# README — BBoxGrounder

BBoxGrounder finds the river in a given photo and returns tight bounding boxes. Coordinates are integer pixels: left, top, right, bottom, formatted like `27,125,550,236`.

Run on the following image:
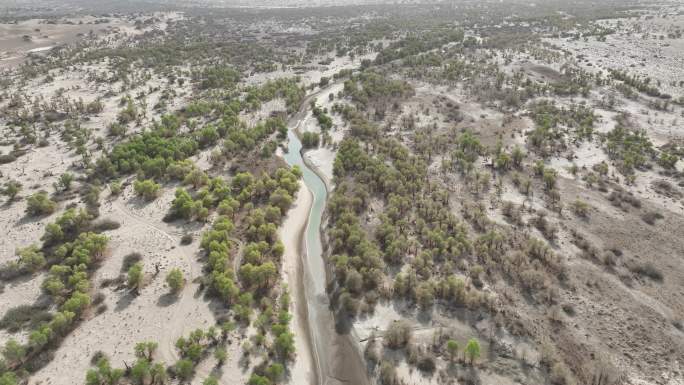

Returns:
283,91,370,385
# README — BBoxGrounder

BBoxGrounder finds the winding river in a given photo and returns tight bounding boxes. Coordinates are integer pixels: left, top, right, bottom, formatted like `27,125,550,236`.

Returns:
283,91,370,385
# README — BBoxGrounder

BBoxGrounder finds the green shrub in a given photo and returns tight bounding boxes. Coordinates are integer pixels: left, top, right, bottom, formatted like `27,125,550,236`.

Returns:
301,132,320,148
26,192,57,216
133,179,160,201
166,268,185,293
127,262,144,291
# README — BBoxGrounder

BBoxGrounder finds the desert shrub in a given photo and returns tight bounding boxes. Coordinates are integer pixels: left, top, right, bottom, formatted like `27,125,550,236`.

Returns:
641,211,663,225
550,362,574,385
56,173,75,191
133,179,160,201
26,192,57,216
501,201,523,225
0,304,51,332
570,199,590,218
166,268,185,293
532,212,558,241
1,180,21,201
107,122,127,137
180,234,193,245
0,153,17,164
90,219,121,232
127,262,144,291
384,320,412,349
17,245,46,272
109,181,122,196
464,338,481,364
609,189,641,209
379,360,398,385
629,261,663,281
521,268,547,291
301,132,320,148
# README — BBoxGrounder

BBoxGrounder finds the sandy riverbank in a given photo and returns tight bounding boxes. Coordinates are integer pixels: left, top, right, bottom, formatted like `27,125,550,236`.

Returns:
278,181,317,384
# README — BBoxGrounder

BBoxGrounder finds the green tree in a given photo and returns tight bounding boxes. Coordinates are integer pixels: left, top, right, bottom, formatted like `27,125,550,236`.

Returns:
133,179,160,201
109,180,122,196
247,375,271,385
2,339,26,365
26,191,57,216
446,340,459,362
301,132,320,148
274,331,295,358
57,172,75,191
175,358,194,381
543,168,558,190
266,363,285,382
134,341,158,360
214,346,227,363
465,338,481,364
130,358,151,384
203,375,219,385
511,146,525,168
17,244,46,272
0,372,18,385
166,268,185,294
150,362,167,384
85,357,124,385
127,262,144,292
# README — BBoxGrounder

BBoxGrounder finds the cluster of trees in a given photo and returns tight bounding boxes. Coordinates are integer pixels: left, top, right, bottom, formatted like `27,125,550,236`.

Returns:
199,167,300,305
195,65,240,90
300,132,320,148
84,325,234,385
609,69,668,99
94,128,198,181
222,117,287,160
2,208,108,379
168,174,239,222
311,101,332,130
342,71,414,113
243,77,305,113
328,134,485,315
527,100,596,156
373,29,464,65
602,120,655,175
196,167,300,383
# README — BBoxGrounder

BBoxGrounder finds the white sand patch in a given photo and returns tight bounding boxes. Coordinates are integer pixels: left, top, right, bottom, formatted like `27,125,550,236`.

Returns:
304,149,334,188
278,180,316,385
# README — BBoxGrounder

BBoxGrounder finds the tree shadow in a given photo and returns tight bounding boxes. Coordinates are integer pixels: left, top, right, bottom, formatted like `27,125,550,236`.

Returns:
459,366,482,385
114,291,136,312
166,218,205,234
156,292,180,307
16,212,48,226
334,308,354,335
128,196,154,209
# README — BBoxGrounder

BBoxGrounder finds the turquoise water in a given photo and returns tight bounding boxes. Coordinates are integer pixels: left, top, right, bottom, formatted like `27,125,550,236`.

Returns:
283,128,329,383
283,129,328,296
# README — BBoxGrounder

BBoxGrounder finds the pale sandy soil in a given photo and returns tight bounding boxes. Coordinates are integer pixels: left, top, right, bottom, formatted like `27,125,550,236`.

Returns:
277,180,316,384
0,140,79,264
245,52,376,87
544,15,684,98
29,184,217,385
240,98,286,127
